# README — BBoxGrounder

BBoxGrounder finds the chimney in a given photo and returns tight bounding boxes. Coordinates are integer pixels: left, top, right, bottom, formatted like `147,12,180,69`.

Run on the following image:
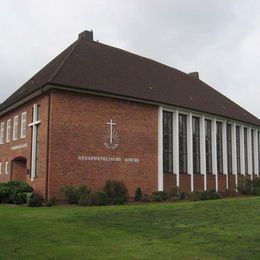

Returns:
78,30,93,41
189,72,199,79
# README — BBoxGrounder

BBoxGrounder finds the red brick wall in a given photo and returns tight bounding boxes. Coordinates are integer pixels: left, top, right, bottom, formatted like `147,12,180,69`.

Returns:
0,94,49,198
207,174,216,191
163,173,176,192
179,173,191,193
194,174,204,191
47,91,158,199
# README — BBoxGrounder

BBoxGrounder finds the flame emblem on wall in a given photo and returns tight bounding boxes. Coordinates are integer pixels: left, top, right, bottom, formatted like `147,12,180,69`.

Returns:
103,119,120,149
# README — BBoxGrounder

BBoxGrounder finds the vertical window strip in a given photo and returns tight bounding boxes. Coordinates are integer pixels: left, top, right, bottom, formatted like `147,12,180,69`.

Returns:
216,122,223,174
0,122,4,144
163,111,173,173
179,114,187,173
5,162,8,175
226,124,232,174
13,115,19,141
192,117,200,174
0,162,2,174
251,129,255,174
236,126,241,174
205,119,212,174
244,128,248,174
6,119,11,143
21,112,27,138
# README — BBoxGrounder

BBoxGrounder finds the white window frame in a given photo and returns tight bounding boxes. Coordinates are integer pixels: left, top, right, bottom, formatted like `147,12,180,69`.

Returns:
13,115,19,141
0,122,4,144
0,162,2,175
6,119,11,143
5,162,8,175
21,111,27,139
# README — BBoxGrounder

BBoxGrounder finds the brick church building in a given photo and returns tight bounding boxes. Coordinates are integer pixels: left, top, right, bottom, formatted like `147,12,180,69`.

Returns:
0,30,260,200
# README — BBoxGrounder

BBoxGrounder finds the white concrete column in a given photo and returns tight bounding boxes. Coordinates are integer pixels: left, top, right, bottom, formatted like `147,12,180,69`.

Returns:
254,129,259,177
212,119,218,191
247,127,253,179
222,121,228,189
231,123,238,189
173,110,179,187
240,126,245,175
158,106,163,191
187,113,194,192
200,116,206,190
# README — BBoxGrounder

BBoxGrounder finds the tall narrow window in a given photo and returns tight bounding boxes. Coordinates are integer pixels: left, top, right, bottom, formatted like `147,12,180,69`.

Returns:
192,117,200,174
0,162,2,175
226,124,232,174
179,114,187,173
244,128,248,174
0,122,4,144
205,119,212,173
5,162,8,175
13,115,19,141
21,112,27,138
251,129,254,174
163,111,173,173
216,122,223,174
6,119,11,143
236,126,241,174
29,104,41,179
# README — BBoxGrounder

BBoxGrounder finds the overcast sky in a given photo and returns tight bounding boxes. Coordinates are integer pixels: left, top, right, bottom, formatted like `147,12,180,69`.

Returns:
0,0,259,117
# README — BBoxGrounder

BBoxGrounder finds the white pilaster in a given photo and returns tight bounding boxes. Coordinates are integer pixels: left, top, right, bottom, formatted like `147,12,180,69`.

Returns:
158,107,163,191
254,129,259,177
240,126,245,175
231,123,238,189
222,121,228,190
212,119,218,191
187,113,193,192
173,110,179,187
248,127,253,179
200,116,206,190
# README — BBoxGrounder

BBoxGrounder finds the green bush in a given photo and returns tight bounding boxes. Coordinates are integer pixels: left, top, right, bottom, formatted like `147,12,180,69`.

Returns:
0,180,33,204
103,180,128,204
61,185,90,204
78,193,91,206
152,191,168,201
46,197,56,207
91,192,108,206
134,187,143,202
27,195,42,207
237,176,253,195
188,190,221,201
140,194,152,202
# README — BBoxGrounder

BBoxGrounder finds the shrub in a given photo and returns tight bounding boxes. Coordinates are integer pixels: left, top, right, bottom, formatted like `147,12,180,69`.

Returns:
188,190,221,201
27,195,42,207
78,193,91,206
91,192,108,206
61,185,90,204
188,191,202,201
46,196,56,207
0,180,33,204
140,194,152,202
103,180,128,204
237,176,253,195
152,191,168,201
134,187,143,202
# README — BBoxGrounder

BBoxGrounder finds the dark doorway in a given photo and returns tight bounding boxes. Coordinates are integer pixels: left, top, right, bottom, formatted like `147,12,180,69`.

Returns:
11,157,27,182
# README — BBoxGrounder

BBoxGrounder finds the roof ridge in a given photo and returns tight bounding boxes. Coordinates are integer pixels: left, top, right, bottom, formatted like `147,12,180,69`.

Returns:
48,39,80,82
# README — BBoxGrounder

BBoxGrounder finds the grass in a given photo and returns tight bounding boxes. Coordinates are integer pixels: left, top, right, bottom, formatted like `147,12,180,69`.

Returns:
0,198,260,259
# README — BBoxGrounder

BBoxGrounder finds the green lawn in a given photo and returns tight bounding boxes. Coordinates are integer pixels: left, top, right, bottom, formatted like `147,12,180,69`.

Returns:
0,198,260,259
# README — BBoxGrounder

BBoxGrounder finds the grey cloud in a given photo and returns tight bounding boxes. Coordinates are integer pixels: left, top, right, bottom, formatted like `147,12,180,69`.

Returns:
0,0,259,117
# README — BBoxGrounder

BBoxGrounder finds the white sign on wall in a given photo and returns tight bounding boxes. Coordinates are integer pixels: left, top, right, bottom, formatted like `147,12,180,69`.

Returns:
103,119,120,149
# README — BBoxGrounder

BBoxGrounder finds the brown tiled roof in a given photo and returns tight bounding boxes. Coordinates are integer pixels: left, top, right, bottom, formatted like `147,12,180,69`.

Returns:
1,33,259,126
